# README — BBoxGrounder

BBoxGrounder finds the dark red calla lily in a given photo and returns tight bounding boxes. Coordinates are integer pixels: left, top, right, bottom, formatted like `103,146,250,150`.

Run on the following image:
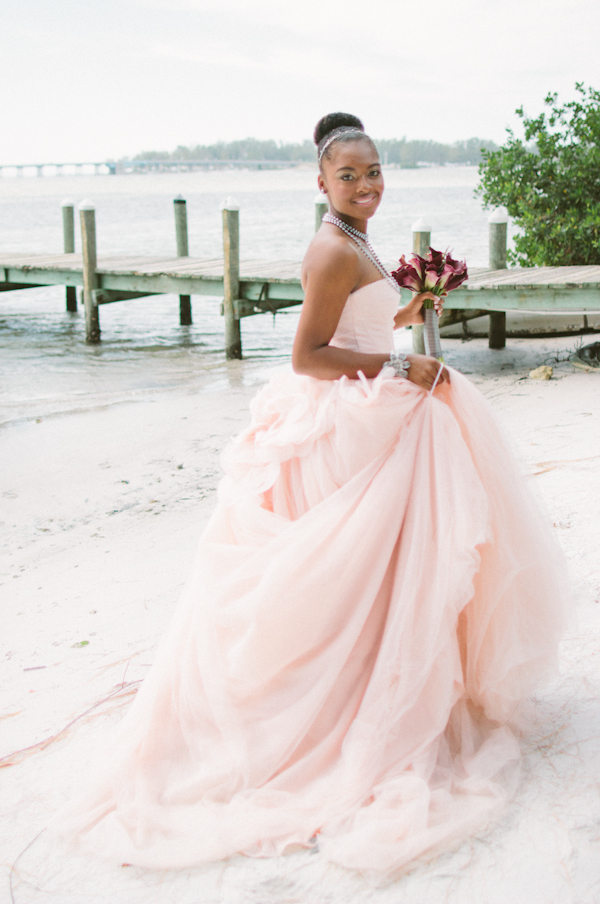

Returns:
392,247,468,299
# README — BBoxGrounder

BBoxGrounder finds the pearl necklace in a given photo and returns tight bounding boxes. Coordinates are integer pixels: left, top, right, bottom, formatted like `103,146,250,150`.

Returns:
322,213,399,293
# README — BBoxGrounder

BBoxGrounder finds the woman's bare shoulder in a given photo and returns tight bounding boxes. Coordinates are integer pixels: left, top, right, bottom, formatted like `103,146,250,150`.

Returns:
301,229,360,291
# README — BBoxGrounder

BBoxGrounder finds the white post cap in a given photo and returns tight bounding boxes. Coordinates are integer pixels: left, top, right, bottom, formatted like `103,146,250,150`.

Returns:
61,198,75,207
314,192,326,204
488,206,509,224
79,199,95,211
412,216,431,232
220,196,239,211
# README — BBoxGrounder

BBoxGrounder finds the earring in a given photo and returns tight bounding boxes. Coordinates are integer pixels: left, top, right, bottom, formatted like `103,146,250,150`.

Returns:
320,188,326,194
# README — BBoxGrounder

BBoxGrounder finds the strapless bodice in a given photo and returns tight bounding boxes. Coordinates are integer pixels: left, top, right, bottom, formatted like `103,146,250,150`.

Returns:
329,279,398,355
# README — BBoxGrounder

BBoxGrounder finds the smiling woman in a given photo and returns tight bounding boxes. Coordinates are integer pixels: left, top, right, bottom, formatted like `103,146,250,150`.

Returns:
50,113,568,879
293,112,445,385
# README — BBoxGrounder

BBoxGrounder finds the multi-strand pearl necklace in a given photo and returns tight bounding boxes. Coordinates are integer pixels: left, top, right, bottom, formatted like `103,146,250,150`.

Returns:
322,213,399,293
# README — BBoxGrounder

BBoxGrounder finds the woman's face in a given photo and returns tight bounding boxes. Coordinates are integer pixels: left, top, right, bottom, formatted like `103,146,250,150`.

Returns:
318,139,384,223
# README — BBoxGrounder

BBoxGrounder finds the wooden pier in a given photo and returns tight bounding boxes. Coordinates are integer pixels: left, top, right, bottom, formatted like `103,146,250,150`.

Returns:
1,201,599,357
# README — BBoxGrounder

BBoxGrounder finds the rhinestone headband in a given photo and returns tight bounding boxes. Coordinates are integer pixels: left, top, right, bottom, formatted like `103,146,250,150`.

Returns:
318,127,365,162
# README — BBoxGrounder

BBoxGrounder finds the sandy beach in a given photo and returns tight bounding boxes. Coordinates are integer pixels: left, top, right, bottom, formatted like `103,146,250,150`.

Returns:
2,333,600,904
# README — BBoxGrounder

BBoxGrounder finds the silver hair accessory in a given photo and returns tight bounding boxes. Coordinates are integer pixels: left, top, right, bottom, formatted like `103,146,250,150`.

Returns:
318,127,364,162
382,351,410,379
322,213,399,293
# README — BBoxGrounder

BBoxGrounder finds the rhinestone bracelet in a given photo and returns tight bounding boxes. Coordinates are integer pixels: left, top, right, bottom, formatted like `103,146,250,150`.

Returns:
382,351,410,379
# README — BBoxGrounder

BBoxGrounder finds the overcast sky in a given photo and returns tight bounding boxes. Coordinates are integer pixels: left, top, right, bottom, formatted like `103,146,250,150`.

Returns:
2,0,599,164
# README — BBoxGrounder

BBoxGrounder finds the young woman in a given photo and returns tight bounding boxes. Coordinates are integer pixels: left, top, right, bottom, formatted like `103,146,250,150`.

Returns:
52,113,567,877
295,113,446,389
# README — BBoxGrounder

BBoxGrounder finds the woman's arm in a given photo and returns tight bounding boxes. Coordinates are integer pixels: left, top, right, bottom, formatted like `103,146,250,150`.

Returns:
292,241,448,388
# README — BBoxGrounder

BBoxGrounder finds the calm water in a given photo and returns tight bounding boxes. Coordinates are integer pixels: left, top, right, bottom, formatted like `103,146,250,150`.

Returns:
0,166,499,425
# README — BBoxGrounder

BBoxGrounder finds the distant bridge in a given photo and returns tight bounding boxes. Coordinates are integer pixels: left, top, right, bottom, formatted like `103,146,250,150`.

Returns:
0,159,301,178
0,162,115,177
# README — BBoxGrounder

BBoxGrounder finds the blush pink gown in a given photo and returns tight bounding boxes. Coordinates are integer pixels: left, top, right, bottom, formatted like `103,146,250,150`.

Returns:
52,280,568,876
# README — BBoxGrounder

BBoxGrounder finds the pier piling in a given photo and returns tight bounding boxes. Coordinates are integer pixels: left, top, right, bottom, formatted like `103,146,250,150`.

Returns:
411,218,430,355
62,200,77,312
314,195,328,233
488,208,508,349
174,196,192,326
221,198,242,359
79,201,100,344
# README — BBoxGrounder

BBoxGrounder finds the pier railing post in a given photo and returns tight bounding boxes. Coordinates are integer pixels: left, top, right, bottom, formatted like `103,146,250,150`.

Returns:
174,196,192,326
62,199,77,312
315,193,328,233
221,198,242,359
411,217,430,355
488,207,508,349
79,201,100,344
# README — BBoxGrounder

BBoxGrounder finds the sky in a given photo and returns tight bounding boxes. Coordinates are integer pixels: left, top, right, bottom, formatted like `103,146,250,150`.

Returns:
1,0,599,165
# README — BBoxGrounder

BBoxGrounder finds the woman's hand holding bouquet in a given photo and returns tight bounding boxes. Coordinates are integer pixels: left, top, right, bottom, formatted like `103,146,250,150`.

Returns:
392,248,468,360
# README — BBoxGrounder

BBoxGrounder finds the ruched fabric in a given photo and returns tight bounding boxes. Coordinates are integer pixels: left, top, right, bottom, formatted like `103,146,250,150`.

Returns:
51,280,567,876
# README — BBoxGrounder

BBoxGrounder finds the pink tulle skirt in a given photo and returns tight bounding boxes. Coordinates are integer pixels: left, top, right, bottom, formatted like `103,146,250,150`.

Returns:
51,368,568,876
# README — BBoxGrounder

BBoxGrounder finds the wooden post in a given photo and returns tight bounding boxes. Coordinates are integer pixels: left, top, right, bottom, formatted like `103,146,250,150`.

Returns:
488,207,508,349
411,217,430,355
315,193,328,233
79,201,100,344
221,197,242,359
174,196,192,325
62,199,77,312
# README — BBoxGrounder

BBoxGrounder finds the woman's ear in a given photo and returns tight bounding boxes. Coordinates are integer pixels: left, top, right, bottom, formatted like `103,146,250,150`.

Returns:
317,174,327,194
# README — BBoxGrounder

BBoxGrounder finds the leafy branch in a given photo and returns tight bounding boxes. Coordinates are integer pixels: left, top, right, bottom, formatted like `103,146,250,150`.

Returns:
477,83,600,266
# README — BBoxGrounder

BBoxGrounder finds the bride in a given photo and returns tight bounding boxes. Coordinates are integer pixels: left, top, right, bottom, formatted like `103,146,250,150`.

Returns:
51,113,567,877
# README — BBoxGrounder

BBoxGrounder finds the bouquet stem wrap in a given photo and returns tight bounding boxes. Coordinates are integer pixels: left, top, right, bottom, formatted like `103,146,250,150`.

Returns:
423,308,443,360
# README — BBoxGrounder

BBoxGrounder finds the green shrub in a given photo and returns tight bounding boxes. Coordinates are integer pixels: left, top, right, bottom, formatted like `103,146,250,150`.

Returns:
477,84,600,266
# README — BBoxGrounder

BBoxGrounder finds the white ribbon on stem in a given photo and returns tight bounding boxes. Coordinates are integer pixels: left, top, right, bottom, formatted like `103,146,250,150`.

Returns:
429,361,445,396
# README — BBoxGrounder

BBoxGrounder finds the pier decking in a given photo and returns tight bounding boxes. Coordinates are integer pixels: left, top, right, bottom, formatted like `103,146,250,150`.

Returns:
2,253,599,311
0,253,305,316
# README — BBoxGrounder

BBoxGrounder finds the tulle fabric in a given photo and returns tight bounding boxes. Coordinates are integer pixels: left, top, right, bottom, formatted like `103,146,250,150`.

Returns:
51,281,568,876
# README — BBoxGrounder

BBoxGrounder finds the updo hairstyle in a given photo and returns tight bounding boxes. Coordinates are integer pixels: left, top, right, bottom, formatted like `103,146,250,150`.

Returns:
314,113,374,167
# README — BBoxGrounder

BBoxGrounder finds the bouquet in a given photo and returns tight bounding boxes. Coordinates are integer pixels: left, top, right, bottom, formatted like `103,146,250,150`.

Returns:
391,248,468,360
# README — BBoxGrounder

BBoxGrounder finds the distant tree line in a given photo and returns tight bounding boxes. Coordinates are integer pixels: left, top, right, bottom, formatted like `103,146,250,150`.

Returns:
132,139,315,163
131,136,498,167
374,137,499,167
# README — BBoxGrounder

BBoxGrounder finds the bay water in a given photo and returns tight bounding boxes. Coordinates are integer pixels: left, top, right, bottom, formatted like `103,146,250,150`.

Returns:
0,165,494,425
